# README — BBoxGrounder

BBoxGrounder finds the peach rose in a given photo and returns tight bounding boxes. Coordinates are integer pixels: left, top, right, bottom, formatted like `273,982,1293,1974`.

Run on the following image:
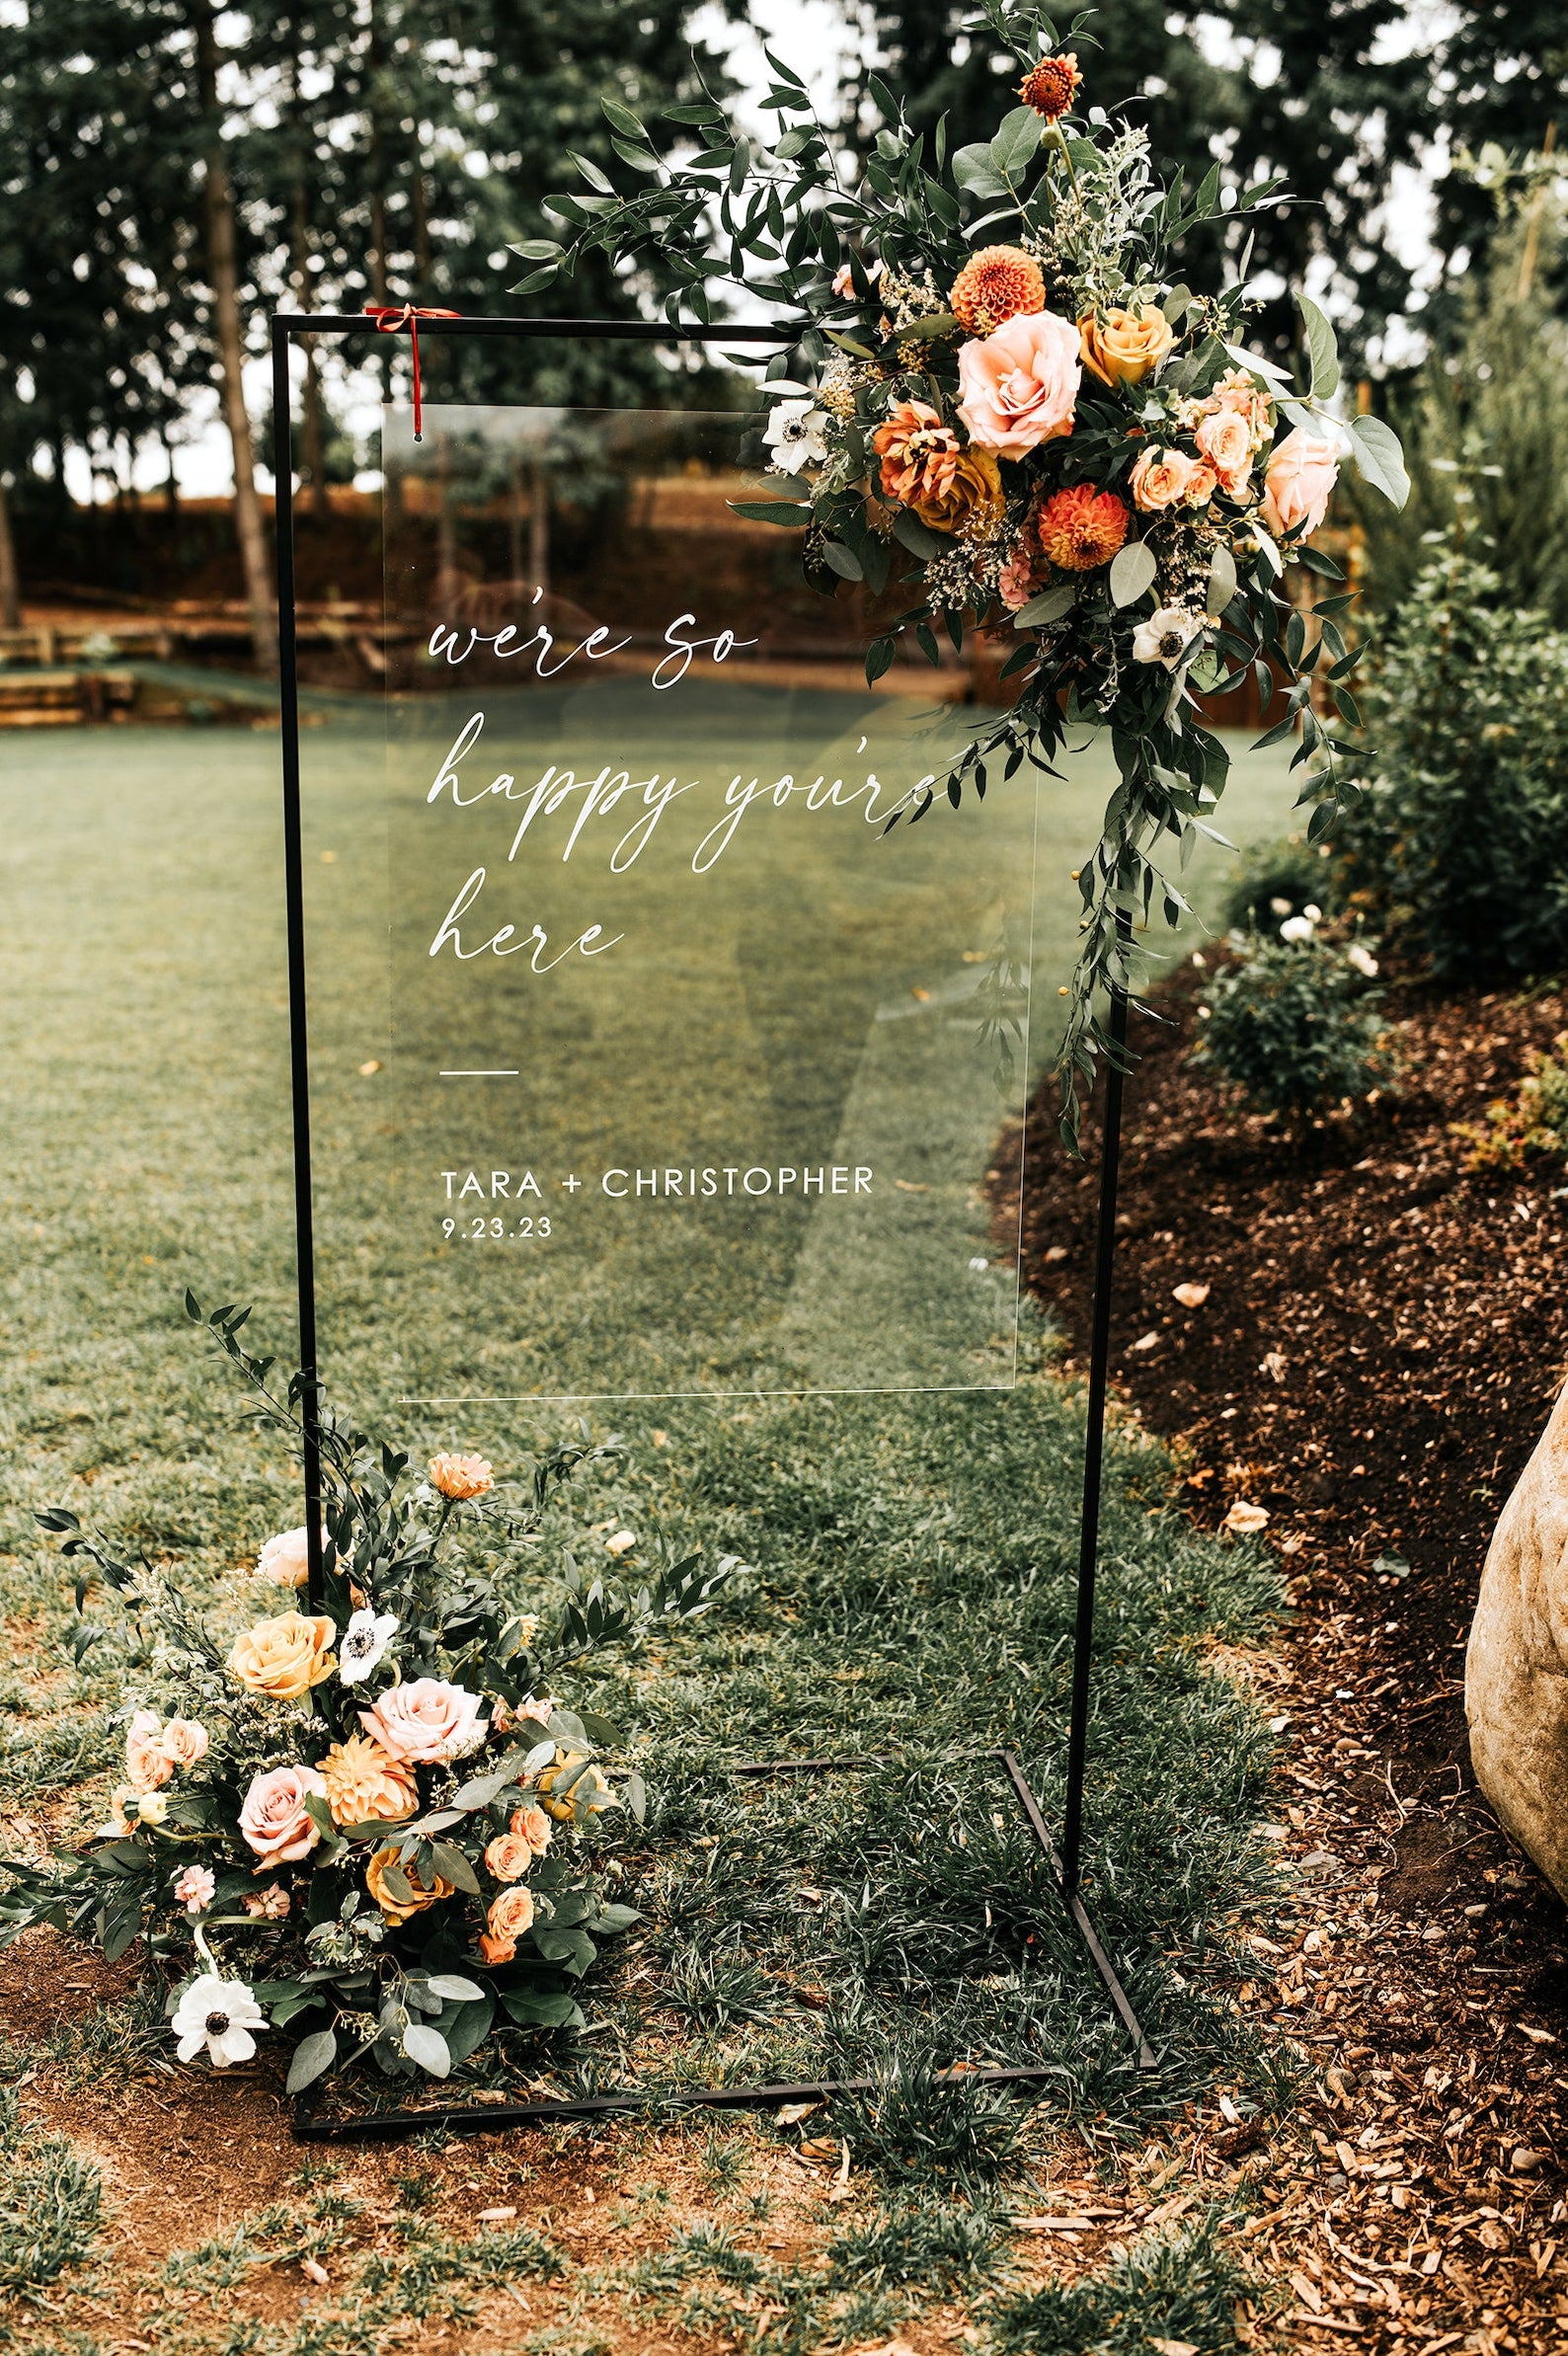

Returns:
1194,406,1254,497
125,1710,175,1795
484,1833,533,1883
1078,304,1175,388
510,1802,553,1858
1129,446,1214,511
1208,366,1274,447
365,1843,454,1925
428,1452,493,1500
1261,426,1341,538
160,1717,209,1770
227,1610,336,1700
956,309,1081,459
238,1763,328,1865
358,1677,488,1765
255,1527,322,1589
479,1885,536,1963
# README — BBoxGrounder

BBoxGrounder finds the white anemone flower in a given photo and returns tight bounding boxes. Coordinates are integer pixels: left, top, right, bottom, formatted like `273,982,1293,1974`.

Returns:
1132,605,1203,668
338,1607,399,1687
764,398,830,475
171,1973,267,2068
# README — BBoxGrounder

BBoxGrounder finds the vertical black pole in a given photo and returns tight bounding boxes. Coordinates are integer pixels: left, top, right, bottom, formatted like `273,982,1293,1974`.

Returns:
1060,908,1134,1897
272,320,325,1609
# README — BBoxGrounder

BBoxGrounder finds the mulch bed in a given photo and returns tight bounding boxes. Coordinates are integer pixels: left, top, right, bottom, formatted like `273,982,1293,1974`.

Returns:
1004,966,1568,2350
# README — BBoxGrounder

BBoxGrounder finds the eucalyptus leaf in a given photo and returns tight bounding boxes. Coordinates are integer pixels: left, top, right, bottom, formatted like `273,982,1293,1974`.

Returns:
1109,541,1158,608
951,143,1009,201
1012,581,1078,628
285,2027,338,2094
892,510,944,559
1206,544,1238,616
1296,293,1341,402
402,2022,451,2077
1349,415,1410,510
989,105,1043,182
426,1973,485,2003
822,540,864,583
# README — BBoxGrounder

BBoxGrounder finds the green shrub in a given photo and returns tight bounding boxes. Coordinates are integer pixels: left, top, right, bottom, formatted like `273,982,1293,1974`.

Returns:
1221,835,1336,935
1339,553,1568,979
1193,932,1392,1118
0,2087,104,2294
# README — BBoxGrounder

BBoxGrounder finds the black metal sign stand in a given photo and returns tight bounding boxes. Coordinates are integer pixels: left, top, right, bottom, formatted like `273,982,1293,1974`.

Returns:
270,309,1153,2138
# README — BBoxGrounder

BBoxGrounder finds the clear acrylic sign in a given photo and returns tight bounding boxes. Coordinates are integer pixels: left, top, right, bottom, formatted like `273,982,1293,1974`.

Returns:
345,403,1043,1401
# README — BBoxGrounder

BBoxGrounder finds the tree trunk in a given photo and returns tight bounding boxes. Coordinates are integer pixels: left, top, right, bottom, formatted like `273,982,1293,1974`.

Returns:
195,2,277,673
0,476,21,631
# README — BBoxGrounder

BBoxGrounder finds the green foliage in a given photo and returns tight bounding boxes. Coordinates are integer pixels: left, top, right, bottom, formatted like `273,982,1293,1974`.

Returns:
1193,933,1392,1118
827,2189,1008,2291
1453,1032,1568,1169
988,2210,1253,2353
1340,552,1568,980
0,2087,103,2295
1352,187,1568,626
825,2044,1024,2189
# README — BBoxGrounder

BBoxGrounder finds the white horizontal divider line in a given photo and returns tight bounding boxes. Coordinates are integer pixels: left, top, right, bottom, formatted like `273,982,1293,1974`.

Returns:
439,1068,519,1077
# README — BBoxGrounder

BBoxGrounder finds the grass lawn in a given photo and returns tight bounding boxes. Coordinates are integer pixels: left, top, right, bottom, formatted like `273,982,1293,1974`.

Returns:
0,708,1302,2352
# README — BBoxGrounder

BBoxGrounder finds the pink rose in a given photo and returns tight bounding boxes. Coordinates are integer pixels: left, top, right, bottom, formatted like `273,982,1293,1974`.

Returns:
956,309,1081,460
1194,408,1254,498
359,1677,488,1765
256,1527,321,1589
160,1718,209,1769
1261,426,1341,538
126,1710,175,1795
238,1764,328,1865
1130,447,1214,511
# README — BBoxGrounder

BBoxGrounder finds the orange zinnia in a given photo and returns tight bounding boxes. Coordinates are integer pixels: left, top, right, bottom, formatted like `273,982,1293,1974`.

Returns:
1035,484,1130,572
949,245,1046,338
1018,53,1081,120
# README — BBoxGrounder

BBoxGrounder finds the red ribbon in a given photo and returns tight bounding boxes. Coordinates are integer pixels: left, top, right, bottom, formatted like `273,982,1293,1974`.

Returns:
363,304,461,440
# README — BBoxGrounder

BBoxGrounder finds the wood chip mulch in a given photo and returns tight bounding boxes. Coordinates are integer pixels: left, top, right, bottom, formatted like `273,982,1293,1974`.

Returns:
1002,966,1568,2352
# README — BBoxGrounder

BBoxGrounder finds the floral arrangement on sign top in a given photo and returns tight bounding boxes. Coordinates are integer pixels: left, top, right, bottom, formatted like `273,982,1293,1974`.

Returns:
510,0,1410,1137
0,1297,735,2098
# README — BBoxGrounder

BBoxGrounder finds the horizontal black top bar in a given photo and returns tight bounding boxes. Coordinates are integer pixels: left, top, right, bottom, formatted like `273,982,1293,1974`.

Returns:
271,312,793,343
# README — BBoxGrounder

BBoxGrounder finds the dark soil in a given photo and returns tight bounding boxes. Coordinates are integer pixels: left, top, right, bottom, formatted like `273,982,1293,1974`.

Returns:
1006,967,1568,2348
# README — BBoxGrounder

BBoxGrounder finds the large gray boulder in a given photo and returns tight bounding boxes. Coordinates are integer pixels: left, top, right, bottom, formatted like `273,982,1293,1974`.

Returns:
1467,1380,1568,1899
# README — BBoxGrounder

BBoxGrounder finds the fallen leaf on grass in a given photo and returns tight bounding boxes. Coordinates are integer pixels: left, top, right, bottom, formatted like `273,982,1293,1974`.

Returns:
1149,2340,1199,2356
1223,1499,1270,1534
1130,1330,1160,1352
1172,1281,1210,1308
799,2135,840,2164
300,2257,329,2285
476,2206,516,2222
776,2101,820,2125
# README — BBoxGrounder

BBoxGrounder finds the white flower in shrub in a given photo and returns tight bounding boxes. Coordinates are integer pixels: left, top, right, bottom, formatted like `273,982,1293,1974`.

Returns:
338,1608,399,1686
764,399,830,474
256,1527,324,1589
172,1973,267,2068
1279,913,1317,944
1346,942,1379,977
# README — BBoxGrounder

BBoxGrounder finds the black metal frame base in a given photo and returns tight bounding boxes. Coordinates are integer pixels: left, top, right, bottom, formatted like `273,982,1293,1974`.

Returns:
291,1749,1154,2144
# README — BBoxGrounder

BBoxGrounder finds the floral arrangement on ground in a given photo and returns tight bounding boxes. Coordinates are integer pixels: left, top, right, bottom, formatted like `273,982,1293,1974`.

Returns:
514,0,1410,1134
0,1296,735,2097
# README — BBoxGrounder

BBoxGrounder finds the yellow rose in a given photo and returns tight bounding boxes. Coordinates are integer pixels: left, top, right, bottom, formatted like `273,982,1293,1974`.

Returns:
364,1843,455,1925
1078,304,1175,388
227,1610,336,1700
908,447,1005,537
536,1750,614,1823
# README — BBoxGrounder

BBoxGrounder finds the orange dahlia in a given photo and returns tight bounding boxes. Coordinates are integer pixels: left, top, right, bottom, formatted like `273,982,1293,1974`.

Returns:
949,245,1046,338
1036,484,1130,572
1018,53,1081,119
